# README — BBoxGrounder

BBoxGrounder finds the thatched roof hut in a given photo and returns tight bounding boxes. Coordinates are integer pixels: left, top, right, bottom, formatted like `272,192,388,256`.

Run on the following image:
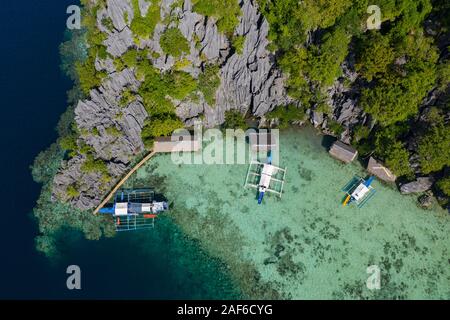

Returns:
329,140,358,163
367,157,397,182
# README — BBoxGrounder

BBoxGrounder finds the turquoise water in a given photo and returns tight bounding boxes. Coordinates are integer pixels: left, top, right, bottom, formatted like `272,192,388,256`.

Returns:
130,126,450,299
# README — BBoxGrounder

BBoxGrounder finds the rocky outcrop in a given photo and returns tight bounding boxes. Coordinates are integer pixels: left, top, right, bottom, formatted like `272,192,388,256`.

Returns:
145,0,288,126
104,27,134,57
52,68,147,209
98,0,134,57
418,194,433,209
207,0,288,126
52,0,288,210
400,177,435,194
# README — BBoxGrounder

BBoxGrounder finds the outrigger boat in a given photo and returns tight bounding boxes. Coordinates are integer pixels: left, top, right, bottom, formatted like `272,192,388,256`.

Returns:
99,188,168,231
244,151,287,204
342,176,376,208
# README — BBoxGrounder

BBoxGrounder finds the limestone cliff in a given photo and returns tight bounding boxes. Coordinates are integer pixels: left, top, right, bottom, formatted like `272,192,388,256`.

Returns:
52,0,289,210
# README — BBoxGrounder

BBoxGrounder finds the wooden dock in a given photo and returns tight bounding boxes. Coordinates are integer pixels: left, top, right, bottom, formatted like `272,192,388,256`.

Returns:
93,151,156,215
93,134,201,215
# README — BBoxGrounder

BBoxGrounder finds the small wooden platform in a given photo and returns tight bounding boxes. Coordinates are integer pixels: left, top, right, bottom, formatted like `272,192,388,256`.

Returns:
153,135,201,153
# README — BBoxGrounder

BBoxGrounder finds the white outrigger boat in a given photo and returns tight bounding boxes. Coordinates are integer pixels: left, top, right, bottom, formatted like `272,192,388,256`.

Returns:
244,151,287,204
342,176,376,208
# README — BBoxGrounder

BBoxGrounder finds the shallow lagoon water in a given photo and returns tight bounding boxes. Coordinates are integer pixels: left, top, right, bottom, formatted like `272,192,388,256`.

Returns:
131,126,450,299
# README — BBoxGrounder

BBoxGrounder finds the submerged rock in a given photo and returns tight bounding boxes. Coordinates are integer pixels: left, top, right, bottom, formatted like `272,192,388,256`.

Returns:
418,194,433,209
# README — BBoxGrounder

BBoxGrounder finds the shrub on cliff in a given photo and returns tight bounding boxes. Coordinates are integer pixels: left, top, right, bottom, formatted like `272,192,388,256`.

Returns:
223,110,247,130
141,116,184,149
76,56,106,95
130,0,160,39
159,28,190,58
198,65,221,106
436,177,450,200
418,124,450,174
192,0,241,35
266,105,306,128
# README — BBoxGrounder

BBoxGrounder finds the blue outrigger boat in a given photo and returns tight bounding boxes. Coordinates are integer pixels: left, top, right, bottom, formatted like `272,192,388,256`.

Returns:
99,189,168,231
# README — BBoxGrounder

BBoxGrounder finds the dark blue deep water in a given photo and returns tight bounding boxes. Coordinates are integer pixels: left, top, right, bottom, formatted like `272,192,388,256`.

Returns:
0,1,238,299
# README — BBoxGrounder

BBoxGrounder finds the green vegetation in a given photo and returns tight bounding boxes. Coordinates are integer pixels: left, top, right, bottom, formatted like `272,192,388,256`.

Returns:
373,125,414,178
81,153,109,175
59,29,88,83
134,56,197,146
355,32,395,81
192,0,241,35
383,141,414,178
307,28,351,87
232,35,245,54
59,133,78,157
266,105,306,128
418,122,450,174
258,0,449,206
174,58,191,70
223,110,247,130
352,124,371,143
198,65,221,106
120,88,136,106
327,120,345,136
106,126,122,137
130,0,161,39
142,116,184,139
160,28,190,58
101,16,114,32
66,185,80,198
137,60,197,112
76,56,106,95
68,2,112,96
436,177,450,199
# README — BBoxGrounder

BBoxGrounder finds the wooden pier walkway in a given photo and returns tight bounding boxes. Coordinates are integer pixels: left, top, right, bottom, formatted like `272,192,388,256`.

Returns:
93,150,156,214
93,134,201,215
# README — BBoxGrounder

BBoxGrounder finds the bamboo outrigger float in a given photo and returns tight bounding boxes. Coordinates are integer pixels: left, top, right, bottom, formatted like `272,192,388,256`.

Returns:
244,151,287,204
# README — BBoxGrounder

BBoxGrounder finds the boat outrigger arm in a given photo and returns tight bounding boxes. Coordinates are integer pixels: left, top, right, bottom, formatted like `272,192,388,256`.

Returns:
245,152,287,204
342,176,376,208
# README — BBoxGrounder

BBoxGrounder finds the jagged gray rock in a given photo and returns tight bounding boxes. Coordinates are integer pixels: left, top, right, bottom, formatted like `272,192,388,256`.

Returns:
52,68,147,209
311,111,324,127
144,0,287,126
97,0,134,57
95,56,116,73
138,0,151,16
206,0,288,126
53,155,109,211
52,0,288,210
104,27,134,57
400,177,435,194
418,194,433,209
106,0,133,31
